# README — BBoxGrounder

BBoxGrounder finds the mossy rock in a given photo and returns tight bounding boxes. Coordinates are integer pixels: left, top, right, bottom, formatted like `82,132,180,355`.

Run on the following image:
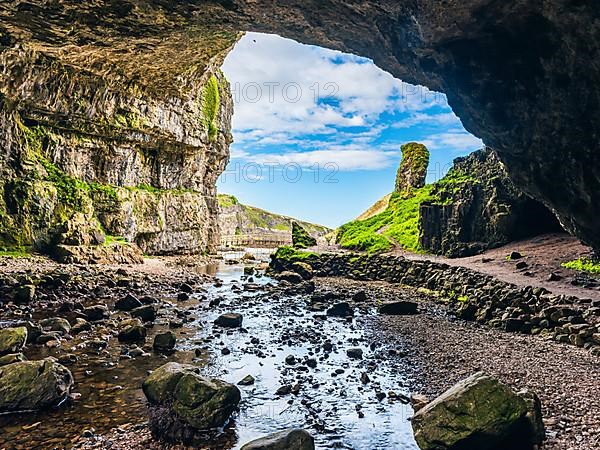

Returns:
143,362,241,431
395,142,430,192
292,221,317,249
0,327,28,356
0,353,26,367
241,428,315,450
412,372,540,450
0,358,74,412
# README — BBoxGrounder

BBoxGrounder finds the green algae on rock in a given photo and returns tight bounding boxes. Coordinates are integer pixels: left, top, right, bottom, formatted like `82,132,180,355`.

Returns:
0,327,27,356
292,221,317,249
0,358,74,412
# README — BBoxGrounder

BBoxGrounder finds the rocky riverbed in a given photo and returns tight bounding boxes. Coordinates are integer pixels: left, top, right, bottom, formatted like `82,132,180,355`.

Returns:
0,253,598,449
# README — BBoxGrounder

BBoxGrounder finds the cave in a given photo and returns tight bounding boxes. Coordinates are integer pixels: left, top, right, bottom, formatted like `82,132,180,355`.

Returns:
1,0,598,254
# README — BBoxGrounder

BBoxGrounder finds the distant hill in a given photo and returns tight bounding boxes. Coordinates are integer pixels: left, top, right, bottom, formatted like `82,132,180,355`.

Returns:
217,194,330,248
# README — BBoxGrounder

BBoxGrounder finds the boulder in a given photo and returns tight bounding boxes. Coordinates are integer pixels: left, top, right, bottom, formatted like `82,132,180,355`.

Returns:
132,305,157,322
115,294,143,312
378,301,418,315
14,284,36,303
214,313,243,328
241,428,315,450
40,317,71,335
143,362,241,436
0,327,27,356
0,353,26,366
0,358,74,412
326,302,354,317
153,331,176,352
83,304,110,322
275,271,304,284
412,372,544,450
117,319,147,342
291,262,314,280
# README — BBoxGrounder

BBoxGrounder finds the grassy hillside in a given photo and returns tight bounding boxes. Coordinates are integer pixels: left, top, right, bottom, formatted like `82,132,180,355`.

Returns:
337,170,476,254
218,194,330,236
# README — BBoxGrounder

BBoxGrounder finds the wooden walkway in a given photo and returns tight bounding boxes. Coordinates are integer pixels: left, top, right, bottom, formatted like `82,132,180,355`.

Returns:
220,233,292,249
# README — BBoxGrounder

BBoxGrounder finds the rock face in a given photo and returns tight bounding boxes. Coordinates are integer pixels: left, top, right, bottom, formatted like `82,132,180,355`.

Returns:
0,1,598,251
143,362,241,443
0,358,74,412
240,428,315,450
395,143,429,192
0,21,235,258
419,149,563,257
412,372,544,450
292,222,317,249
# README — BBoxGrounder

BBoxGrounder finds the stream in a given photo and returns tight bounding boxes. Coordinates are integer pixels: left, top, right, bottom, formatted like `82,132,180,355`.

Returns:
0,252,419,449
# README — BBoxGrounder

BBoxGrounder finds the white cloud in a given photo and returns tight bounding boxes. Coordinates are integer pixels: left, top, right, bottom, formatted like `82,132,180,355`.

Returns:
422,132,485,153
244,147,396,171
222,32,445,147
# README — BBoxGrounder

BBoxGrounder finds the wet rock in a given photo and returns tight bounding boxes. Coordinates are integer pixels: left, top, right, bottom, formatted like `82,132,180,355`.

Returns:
509,251,523,260
352,291,367,302
83,304,110,322
346,348,363,359
515,261,528,270
40,317,71,335
14,284,36,304
240,428,315,450
276,385,292,396
412,372,543,450
410,393,430,413
143,362,241,435
326,302,354,317
131,305,157,322
117,319,147,342
238,375,255,386
221,347,231,355
548,272,562,282
115,294,143,312
306,358,317,369
291,262,314,281
214,313,243,328
0,353,26,367
378,301,418,315
0,327,27,356
285,355,297,365
153,331,176,352
180,283,194,294
276,271,304,284
0,358,74,412
71,318,92,335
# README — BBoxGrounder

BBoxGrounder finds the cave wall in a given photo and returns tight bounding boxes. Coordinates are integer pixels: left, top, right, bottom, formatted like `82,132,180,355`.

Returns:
419,149,564,257
0,39,236,256
0,1,598,252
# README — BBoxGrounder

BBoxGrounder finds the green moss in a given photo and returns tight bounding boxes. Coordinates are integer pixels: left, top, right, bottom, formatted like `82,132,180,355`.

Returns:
104,235,127,246
292,221,317,249
201,75,220,141
561,258,600,274
273,223,291,231
217,194,239,208
395,142,430,192
273,246,318,262
0,247,31,258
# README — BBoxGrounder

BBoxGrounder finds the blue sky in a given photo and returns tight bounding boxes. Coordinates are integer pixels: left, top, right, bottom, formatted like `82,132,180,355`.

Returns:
218,32,483,228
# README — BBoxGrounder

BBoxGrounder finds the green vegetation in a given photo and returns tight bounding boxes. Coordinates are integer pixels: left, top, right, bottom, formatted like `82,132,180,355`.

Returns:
0,247,31,258
202,75,220,141
104,235,127,246
292,221,317,249
395,142,430,192
337,162,478,254
273,223,291,231
561,258,600,274
273,246,318,262
217,194,239,208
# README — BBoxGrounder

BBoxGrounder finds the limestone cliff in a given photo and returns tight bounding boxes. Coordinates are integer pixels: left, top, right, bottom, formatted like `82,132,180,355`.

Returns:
218,194,329,248
339,147,563,256
419,149,564,257
0,31,237,258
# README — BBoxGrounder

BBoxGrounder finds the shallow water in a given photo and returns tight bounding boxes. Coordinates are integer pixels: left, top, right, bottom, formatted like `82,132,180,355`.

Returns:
0,258,419,449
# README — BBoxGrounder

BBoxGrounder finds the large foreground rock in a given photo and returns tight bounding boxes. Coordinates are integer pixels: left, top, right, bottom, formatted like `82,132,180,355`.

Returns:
0,358,74,412
412,372,544,450
143,363,241,442
241,428,315,450
0,327,27,356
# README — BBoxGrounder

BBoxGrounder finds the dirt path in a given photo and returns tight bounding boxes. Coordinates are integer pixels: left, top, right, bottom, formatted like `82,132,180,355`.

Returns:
318,233,599,299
